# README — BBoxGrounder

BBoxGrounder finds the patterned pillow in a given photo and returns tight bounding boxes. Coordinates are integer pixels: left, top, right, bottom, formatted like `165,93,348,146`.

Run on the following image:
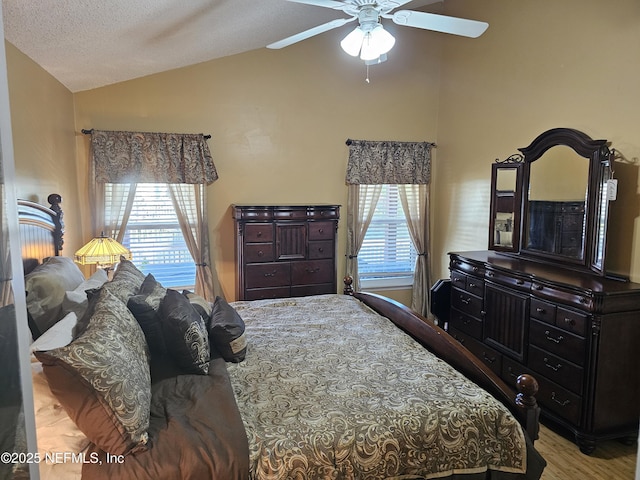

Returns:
101,257,146,303
209,296,247,363
159,289,210,375
34,288,151,456
128,274,168,355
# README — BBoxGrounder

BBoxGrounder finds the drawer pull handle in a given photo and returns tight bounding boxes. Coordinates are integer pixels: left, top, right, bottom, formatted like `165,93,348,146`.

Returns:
469,282,476,288
486,271,495,277
544,331,564,344
306,267,320,273
472,266,479,272
533,284,543,291
453,277,462,283
506,367,518,379
536,307,546,314
460,296,471,305
256,232,262,237
564,317,575,326
543,358,563,372
317,228,324,233
551,392,571,407
257,251,264,256
463,318,471,325
318,247,324,253
482,353,496,364
263,270,278,277
516,279,524,285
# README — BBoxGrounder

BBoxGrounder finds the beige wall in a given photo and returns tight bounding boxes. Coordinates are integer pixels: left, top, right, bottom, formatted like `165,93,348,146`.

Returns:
5,42,84,255
72,25,442,301
435,0,640,283
7,0,640,300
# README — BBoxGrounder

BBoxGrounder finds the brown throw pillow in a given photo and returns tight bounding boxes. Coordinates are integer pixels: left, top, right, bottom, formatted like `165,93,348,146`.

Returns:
128,274,168,355
209,296,247,363
159,289,210,375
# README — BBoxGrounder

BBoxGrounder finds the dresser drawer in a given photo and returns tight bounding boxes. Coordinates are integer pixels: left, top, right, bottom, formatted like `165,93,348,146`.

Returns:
245,287,291,301
292,260,334,285
307,207,339,220
536,375,582,426
244,243,274,263
449,328,502,376
466,277,485,297
245,263,290,288
291,284,335,297
450,258,485,277
485,268,530,291
308,240,334,260
529,345,583,394
529,320,585,366
451,270,467,290
531,282,593,311
274,208,307,220
449,309,483,340
555,307,588,336
244,223,274,243
451,287,483,318
530,298,556,324
308,221,335,241
501,356,531,388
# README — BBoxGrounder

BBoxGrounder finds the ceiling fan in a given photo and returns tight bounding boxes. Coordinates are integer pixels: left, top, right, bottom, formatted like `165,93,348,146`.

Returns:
267,0,488,65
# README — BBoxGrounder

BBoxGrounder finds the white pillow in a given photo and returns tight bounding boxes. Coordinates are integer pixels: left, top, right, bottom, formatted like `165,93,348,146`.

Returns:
61,269,109,318
30,312,77,354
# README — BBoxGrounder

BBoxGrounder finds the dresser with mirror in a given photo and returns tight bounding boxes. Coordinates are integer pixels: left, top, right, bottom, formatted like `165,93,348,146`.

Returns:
448,128,640,454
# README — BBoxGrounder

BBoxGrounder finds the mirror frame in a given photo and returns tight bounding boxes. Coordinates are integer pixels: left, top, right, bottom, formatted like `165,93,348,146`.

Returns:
488,155,524,253
518,127,612,276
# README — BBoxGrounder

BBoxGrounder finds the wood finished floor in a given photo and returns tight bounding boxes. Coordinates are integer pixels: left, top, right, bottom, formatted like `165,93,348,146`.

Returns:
535,423,637,479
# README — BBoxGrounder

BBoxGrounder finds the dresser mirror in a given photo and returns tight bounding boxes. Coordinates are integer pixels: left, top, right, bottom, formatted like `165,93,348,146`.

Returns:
488,158,523,252
517,128,613,276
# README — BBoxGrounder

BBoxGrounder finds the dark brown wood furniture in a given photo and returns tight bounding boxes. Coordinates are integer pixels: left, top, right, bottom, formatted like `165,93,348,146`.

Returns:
232,205,340,301
453,127,639,454
448,251,640,454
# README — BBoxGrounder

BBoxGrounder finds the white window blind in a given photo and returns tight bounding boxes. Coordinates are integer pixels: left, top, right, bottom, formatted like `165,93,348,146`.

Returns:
105,183,196,289
358,185,417,282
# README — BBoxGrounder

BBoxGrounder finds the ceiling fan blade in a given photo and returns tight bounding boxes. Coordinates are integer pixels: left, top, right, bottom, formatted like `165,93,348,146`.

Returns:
267,17,355,49
388,10,488,38
286,0,347,9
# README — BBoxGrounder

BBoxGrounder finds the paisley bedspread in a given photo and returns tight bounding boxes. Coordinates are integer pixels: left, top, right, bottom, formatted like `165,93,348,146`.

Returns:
227,294,527,480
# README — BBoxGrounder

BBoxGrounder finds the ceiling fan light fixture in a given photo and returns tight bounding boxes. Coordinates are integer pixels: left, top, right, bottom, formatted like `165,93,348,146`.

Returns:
359,24,395,61
340,26,365,57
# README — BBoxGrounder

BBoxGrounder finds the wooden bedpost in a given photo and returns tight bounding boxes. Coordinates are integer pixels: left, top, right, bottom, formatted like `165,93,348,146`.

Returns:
47,193,64,254
515,374,541,441
343,276,354,295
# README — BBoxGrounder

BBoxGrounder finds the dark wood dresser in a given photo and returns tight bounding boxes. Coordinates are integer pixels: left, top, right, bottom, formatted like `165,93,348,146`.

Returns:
233,205,340,301
448,250,640,454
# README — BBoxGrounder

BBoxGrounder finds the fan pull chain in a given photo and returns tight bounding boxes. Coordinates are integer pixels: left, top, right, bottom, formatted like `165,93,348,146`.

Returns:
365,64,370,83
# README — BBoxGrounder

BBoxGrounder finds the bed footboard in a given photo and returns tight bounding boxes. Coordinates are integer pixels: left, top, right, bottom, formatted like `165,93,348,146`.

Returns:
348,284,540,442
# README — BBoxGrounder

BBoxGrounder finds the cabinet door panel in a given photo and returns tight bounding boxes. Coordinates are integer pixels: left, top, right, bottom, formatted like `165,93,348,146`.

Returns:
484,283,529,362
276,223,306,260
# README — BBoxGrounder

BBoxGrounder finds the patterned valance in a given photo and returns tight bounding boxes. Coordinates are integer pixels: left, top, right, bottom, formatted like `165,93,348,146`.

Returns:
345,139,432,185
90,130,218,184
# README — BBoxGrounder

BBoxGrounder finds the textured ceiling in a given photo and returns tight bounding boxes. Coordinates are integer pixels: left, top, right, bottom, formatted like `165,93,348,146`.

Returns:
2,0,443,93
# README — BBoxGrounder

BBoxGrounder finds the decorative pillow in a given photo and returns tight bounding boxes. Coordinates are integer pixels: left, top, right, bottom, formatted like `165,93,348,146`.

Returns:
128,274,168,355
159,289,210,375
182,290,213,327
34,289,151,456
61,269,109,318
25,256,86,336
101,258,145,303
209,296,247,363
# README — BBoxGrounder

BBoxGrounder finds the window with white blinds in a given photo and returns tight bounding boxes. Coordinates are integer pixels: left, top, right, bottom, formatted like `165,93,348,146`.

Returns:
105,183,196,290
358,184,417,286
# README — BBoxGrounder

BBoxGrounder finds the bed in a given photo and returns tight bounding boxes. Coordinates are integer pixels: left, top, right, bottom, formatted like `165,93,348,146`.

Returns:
19,194,546,480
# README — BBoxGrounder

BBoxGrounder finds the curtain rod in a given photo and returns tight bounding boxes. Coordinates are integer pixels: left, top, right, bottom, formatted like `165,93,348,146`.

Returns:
345,138,437,147
81,129,211,140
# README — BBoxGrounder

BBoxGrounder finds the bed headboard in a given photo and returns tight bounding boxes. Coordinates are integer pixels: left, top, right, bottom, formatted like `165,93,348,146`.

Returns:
17,193,64,274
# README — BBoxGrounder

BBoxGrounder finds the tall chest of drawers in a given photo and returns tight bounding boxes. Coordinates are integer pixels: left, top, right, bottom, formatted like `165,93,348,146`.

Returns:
448,250,640,454
233,205,340,301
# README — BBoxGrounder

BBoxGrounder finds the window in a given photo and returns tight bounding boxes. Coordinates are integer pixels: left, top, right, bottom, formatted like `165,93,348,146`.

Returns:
105,183,195,290
358,184,417,288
